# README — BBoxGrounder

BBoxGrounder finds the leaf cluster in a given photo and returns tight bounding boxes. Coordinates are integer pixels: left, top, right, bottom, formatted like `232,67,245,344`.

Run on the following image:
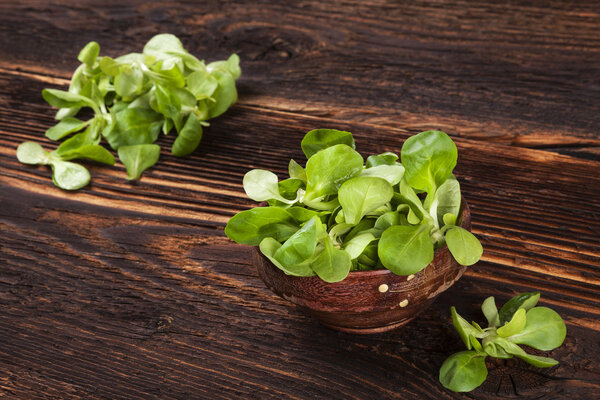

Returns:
17,34,241,189
439,292,567,392
225,129,483,282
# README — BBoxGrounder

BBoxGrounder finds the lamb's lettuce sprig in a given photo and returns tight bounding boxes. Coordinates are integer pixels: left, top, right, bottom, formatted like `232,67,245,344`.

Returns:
17,34,241,190
439,292,567,392
225,129,483,282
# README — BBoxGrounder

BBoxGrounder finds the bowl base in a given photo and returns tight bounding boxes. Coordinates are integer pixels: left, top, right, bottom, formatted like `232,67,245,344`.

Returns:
318,318,415,334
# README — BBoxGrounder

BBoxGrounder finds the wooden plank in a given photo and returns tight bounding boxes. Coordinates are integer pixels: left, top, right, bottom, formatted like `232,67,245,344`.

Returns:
1,71,599,398
0,0,599,159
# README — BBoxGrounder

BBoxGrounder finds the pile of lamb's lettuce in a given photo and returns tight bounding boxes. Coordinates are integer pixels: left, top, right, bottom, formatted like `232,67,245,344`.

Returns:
17,34,241,190
225,129,482,282
440,292,567,392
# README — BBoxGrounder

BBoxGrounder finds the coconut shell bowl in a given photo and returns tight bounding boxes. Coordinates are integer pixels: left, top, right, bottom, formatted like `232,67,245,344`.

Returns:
255,200,471,334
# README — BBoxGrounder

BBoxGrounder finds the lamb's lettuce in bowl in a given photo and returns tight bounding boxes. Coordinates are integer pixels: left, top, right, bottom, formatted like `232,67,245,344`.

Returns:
226,129,482,283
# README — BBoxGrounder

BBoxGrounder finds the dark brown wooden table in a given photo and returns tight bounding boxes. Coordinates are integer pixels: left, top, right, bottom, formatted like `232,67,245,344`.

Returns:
1,1,599,399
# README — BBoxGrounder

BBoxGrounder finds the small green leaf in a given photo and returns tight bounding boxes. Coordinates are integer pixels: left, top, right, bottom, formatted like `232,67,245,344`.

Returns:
205,54,241,79
469,336,483,352
54,119,101,153
154,85,181,120
171,87,197,113
481,296,500,328
55,134,98,159
497,308,526,337
338,176,393,225
492,337,559,368
451,306,486,349
303,144,363,206
42,89,97,111
82,77,103,103
186,69,218,99
225,54,241,80
277,179,304,201
506,307,567,351
225,207,299,246
45,117,89,141
343,232,376,260
401,130,457,194
516,353,559,368
439,351,487,392
17,142,50,165
443,213,457,226
167,87,202,112
51,160,91,190
445,226,483,266
243,169,298,204
357,243,379,268
310,235,351,283
499,291,540,324
117,144,160,180
206,69,237,118
433,177,461,226
374,211,400,233
55,106,81,121
66,64,86,94
143,33,186,57
328,222,352,244
365,152,398,168
104,107,163,149
274,216,321,266
259,237,314,277
378,224,433,275
145,62,186,88
99,56,121,76
471,321,485,332
78,41,100,67
482,338,513,359
359,164,405,186
397,179,426,221
172,112,203,157
288,159,307,183
114,52,145,66
114,65,144,100
301,129,355,159
286,207,327,224
57,144,115,165
162,118,174,135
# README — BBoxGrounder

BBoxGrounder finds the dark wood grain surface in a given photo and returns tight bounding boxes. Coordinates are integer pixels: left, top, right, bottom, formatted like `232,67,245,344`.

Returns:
1,1,599,399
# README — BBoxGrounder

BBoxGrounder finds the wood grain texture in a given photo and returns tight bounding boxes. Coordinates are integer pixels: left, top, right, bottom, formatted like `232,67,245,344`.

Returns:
1,1,599,399
0,0,599,159
1,71,600,398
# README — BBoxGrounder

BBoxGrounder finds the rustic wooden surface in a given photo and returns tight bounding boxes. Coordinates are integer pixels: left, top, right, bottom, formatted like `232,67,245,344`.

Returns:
0,1,599,399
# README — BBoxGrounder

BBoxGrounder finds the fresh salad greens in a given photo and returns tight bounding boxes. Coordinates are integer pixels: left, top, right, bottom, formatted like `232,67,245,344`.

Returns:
17,34,241,190
225,129,483,282
439,292,567,392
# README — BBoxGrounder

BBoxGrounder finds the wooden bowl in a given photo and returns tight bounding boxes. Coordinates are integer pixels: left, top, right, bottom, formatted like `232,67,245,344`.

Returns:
255,200,472,334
